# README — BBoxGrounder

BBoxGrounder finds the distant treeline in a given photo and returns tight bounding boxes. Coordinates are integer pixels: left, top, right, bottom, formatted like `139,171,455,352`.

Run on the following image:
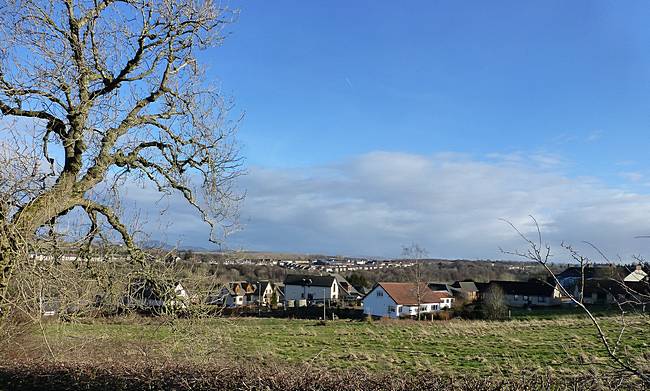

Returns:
172,252,557,291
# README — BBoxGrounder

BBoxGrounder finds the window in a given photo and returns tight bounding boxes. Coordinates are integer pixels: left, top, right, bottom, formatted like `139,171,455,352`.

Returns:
376,290,384,297
387,305,395,313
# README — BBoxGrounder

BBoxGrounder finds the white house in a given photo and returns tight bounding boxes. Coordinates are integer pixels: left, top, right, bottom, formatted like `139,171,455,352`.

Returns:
246,280,275,306
362,282,454,319
283,274,339,304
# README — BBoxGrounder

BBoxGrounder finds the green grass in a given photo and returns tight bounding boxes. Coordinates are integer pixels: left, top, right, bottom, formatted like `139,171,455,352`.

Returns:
28,315,649,375
508,305,621,320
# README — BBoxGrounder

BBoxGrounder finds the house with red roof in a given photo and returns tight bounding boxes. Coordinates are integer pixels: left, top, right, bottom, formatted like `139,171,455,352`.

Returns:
362,282,454,319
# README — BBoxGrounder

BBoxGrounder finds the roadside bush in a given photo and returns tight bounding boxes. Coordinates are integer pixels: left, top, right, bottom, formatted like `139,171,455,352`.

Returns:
0,361,643,391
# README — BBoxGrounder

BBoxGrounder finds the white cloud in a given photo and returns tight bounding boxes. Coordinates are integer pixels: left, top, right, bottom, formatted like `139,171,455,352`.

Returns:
229,151,650,259
619,172,644,183
586,130,604,142
119,151,650,261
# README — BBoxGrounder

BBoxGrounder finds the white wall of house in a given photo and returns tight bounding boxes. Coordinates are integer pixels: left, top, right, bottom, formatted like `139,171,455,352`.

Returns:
400,301,451,316
284,282,338,302
504,294,557,307
363,286,399,318
260,283,274,304
363,285,453,318
400,305,417,317
439,297,453,309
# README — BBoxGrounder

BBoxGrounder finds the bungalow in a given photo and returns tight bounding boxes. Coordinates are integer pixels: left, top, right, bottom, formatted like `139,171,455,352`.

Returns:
283,274,339,304
556,265,625,292
580,279,650,306
580,279,626,305
362,282,454,319
478,280,562,307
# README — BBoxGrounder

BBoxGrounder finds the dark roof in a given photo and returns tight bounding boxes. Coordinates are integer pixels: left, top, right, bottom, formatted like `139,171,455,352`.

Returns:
427,282,453,294
474,282,491,292
451,280,478,292
556,265,625,281
332,274,361,297
583,279,629,296
284,274,335,287
258,280,272,292
374,282,452,305
487,280,557,297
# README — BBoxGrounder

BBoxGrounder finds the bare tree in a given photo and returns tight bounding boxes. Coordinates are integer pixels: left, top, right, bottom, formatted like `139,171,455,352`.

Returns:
402,243,427,320
501,216,650,385
481,284,507,320
0,0,243,315
561,241,590,304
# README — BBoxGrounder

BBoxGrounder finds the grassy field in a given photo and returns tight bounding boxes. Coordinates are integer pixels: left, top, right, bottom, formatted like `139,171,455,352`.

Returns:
6,315,644,377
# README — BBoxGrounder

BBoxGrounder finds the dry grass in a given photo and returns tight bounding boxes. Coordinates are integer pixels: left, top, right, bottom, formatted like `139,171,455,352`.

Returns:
2,315,648,378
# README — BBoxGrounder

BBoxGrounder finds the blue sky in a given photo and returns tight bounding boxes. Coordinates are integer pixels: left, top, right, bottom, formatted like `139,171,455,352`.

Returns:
137,0,650,259
12,1,646,259
207,1,650,179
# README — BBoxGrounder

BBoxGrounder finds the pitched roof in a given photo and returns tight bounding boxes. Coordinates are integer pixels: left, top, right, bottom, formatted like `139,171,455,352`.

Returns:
284,274,335,287
451,280,478,292
624,268,648,282
376,282,452,305
332,274,361,296
427,282,453,295
258,280,272,292
556,265,625,281
488,280,557,297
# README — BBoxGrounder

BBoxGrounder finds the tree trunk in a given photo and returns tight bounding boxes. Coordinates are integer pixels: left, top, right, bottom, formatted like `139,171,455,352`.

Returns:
0,174,83,316
0,230,22,317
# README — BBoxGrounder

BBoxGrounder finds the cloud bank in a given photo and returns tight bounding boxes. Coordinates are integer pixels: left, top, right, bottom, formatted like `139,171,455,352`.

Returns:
124,151,650,260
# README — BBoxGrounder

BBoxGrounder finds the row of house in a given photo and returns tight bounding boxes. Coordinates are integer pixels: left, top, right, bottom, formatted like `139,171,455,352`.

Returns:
361,264,649,318
218,255,417,273
209,280,283,307
211,273,363,308
555,264,649,305
63,264,647,317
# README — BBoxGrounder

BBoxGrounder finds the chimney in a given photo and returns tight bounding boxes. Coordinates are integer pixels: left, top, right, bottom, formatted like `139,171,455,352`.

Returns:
637,264,643,271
